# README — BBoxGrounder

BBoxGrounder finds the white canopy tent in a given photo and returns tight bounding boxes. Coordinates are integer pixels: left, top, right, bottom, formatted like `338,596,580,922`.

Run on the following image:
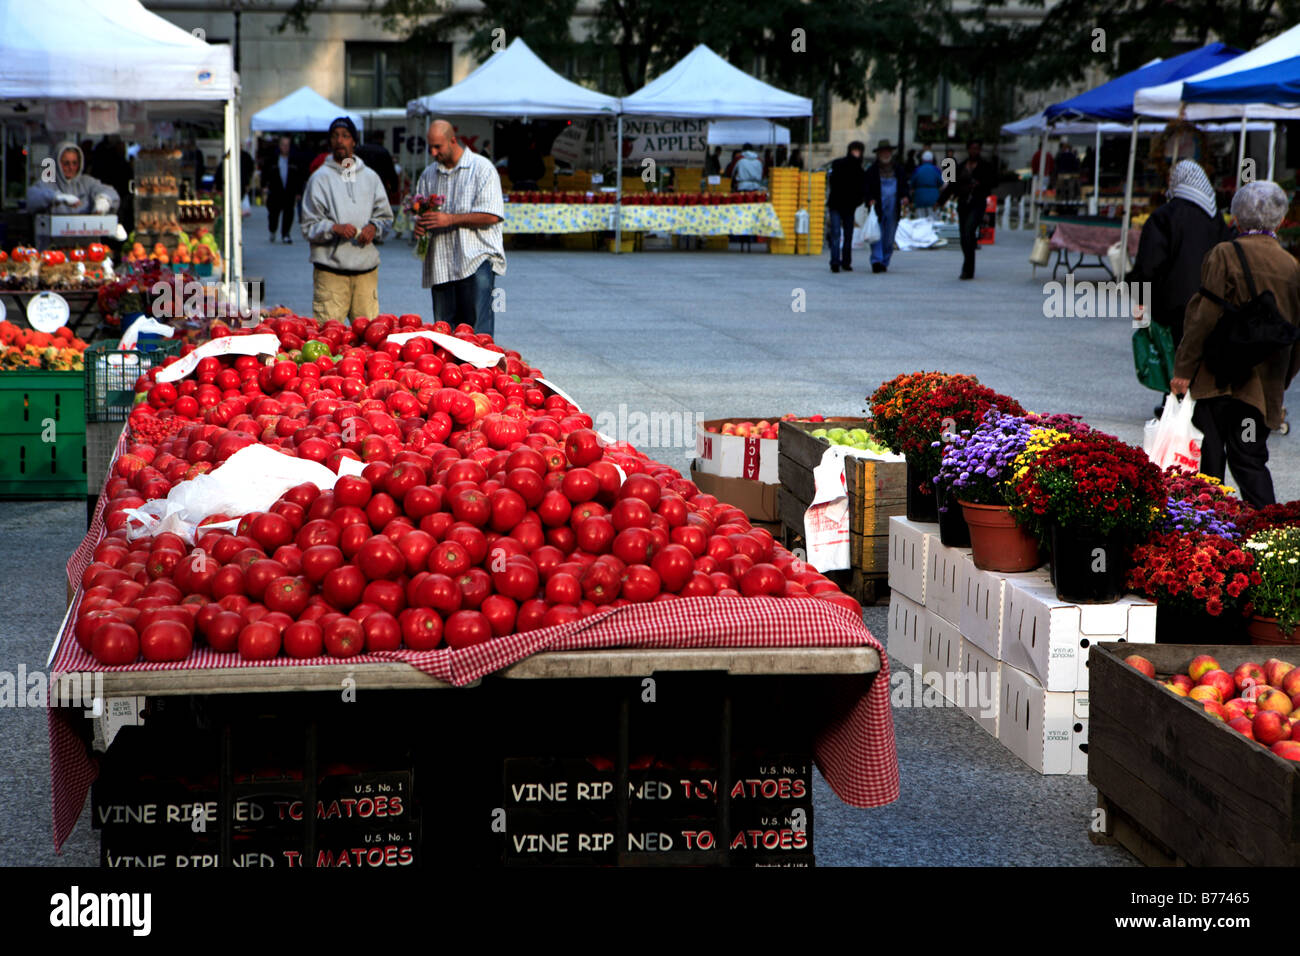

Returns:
0,0,243,297
251,86,362,134
1134,24,1300,120
406,38,619,118
707,119,790,146
617,45,813,252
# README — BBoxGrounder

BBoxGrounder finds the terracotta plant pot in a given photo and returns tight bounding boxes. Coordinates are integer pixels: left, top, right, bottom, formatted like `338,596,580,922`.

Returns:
1155,605,1248,645
959,501,1041,572
1248,616,1300,646
905,461,938,523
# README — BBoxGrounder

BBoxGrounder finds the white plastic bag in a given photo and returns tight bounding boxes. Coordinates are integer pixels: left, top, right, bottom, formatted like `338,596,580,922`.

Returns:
124,444,346,545
853,203,868,228
1144,394,1203,472
804,443,905,572
862,207,882,244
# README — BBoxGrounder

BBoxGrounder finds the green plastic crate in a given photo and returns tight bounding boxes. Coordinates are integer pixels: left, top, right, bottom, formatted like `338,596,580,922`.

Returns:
0,431,87,499
0,370,85,436
84,337,182,423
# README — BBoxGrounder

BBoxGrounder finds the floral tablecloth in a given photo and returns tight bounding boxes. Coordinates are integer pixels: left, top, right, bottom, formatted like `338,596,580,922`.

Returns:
502,202,784,238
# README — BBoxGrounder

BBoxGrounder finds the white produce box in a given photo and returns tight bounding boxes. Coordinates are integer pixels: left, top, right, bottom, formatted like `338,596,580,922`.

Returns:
887,592,925,674
999,577,1156,692
887,517,931,606
959,639,1002,737
998,662,1089,775
959,562,1048,661
924,534,966,626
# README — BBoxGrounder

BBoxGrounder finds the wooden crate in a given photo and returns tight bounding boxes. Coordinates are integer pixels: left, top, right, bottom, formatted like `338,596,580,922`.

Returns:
1089,642,1300,867
777,419,906,574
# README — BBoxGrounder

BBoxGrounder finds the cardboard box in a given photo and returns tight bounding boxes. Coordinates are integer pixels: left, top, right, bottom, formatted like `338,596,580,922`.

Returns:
923,535,965,626
887,517,930,606
958,563,1046,661
959,640,1002,737
35,213,118,238
689,465,779,523
887,592,924,673
922,609,963,699
998,662,1088,775
1000,578,1156,692
695,418,781,484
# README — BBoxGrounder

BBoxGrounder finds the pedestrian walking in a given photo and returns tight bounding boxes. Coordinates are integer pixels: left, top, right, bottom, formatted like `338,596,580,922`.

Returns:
826,141,867,273
414,119,507,338
864,140,909,272
1130,160,1236,412
264,135,304,244
908,150,943,218
937,139,997,280
299,117,394,322
1171,181,1300,507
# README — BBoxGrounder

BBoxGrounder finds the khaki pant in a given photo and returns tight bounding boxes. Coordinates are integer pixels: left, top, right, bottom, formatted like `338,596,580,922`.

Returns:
312,266,379,321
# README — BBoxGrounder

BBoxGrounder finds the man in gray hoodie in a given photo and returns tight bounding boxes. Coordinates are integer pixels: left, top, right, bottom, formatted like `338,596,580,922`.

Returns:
300,117,394,321
27,141,120,215
732,144,764,192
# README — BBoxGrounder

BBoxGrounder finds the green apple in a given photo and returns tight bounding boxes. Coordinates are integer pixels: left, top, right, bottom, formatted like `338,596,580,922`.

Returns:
827,427,847,442
810,428,828,439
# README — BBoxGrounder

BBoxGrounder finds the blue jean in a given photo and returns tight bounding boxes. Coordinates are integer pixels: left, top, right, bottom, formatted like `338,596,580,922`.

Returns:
827,208,854,267
871,207,897,267
431,260,496,338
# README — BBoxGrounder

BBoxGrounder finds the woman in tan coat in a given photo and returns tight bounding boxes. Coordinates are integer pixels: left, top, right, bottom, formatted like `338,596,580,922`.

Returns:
1171,181,1300,507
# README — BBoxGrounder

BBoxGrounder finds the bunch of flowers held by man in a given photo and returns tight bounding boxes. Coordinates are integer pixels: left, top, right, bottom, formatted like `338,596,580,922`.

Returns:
405,193,446,258
1010,431,1166,542
1243,527,1300,633
867,371,1024,495
1126,531,1258,617
932,410,1092,512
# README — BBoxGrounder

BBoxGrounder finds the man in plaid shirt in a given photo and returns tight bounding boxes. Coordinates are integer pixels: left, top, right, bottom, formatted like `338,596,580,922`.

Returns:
413,120,507,337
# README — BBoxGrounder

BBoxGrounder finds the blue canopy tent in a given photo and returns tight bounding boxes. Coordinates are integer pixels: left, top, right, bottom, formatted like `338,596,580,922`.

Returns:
1182,55,1300,105
1046,43,1240,121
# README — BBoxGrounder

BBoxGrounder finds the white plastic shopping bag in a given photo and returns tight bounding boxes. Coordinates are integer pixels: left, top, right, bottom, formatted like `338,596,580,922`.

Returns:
1144,394,1203,472
862,207,882,244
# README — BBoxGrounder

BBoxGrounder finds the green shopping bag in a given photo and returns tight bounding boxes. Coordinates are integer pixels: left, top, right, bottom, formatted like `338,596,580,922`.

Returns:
1132,321,1176,393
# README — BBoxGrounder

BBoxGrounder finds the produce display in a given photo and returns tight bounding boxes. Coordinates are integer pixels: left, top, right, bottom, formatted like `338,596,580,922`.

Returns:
704,414,816,440
124,227,221,269
505,191,769,206
1125,651,1300,761
73,315,863,666
0,242,114,291
619,191,768,206
0,322,86,370
809,425,890,454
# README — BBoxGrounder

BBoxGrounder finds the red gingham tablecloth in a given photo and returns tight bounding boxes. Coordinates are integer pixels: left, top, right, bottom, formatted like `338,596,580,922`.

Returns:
50,433,899,851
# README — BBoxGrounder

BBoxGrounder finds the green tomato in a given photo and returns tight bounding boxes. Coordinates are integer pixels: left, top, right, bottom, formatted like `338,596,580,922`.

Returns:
302,339,330,361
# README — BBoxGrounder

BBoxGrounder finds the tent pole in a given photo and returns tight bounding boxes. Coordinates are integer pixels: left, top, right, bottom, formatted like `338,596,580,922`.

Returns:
614,115,622,255
1,124,7,212
231,93,245,318
1237,114,1248,186
222,99,232,292
804,114,811,254
1268,122,1277,180
1091,126,1101,215
1034,126,1047,229
1118,118,1138,286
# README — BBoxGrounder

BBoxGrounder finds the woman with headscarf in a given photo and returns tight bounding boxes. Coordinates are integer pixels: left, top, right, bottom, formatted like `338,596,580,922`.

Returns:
1131,160,1234,348
26,141,120,215
1171,181,1300,507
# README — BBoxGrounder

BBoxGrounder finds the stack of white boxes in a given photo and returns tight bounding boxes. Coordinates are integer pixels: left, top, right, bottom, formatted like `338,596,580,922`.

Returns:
886,517,1157,775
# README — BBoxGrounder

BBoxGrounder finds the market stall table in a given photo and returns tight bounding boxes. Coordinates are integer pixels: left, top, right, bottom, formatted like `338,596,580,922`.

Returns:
1043,214,1143,280
501,202,784,239
50,468,897,867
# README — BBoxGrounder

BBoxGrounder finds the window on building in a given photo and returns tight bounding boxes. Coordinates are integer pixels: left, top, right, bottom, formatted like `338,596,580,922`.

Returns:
546,47,622,93
914,77,976,143
345,41,452,110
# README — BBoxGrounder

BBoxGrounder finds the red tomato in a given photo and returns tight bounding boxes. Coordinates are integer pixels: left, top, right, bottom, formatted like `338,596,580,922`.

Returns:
323,615,365,657
399,607,443,650
244,559,287,600
444,610,493,649
362,611,402,651
238,621,281,660
301,545,345,584
322,565,366,610
621,564,661,602
264,576,311,617
740,563,787,598
564,428,603,467
561,468,599,504
355,536,404,581
92,622,140,665
205,610,245,652
283,621,324,659
651,544,695,593
414,573,463,616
